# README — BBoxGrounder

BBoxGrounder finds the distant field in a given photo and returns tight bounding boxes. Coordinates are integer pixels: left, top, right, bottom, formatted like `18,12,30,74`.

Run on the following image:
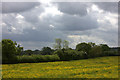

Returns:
2,56,119,78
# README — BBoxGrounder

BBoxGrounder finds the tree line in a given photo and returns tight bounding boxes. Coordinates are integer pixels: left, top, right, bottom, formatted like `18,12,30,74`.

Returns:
1,39,119,64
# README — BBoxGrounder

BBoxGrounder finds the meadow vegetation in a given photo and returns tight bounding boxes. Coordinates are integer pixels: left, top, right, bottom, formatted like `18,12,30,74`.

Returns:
1,39,119,78
1,39,119,64
2,56,119,78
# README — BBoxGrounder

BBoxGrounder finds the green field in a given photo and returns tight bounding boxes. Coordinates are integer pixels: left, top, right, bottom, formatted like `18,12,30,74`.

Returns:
2,56,119,78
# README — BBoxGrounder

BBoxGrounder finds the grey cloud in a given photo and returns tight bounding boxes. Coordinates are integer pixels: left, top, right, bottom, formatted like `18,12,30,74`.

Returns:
92,29,118,47
2,2,118,49
53,14,98,31
94,2,118,13
55,2,90,16
2,2,40,13
2,8,98,44
18,41,54,50
21,5,44,23
2,26,66,42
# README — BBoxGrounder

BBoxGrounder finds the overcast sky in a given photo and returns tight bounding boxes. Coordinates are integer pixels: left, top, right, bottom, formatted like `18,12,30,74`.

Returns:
1,1,118,50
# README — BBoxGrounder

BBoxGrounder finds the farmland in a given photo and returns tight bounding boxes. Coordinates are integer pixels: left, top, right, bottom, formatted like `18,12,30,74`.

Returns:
2,56,119,78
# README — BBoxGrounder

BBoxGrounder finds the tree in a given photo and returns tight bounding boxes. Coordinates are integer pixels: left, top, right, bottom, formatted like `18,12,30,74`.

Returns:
0,41,1,53
76,42,91,53
41,47,53,55
33,49,40,54
89,45,102,58
24,50,33,55
63,40,69,49
16,44,23,55
100,44,110,52
54,38,62,50
0,41,2,64
2,39,17,63
88,42,95,48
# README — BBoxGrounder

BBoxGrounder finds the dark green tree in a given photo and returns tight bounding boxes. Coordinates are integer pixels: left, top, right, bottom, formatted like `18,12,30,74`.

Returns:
0,41,1,53
24,50,33,55
0,41,2,63
41,47,53,55
89,45,102,58
88,42,96,48
100,44,110,52
76,42,91,53
16,44,23,55
33,49,40,54
2,39,17,63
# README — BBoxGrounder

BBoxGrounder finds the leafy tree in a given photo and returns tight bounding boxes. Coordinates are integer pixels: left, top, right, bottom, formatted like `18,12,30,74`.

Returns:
63,40,69,49
76,42,91,53
2,39,17,63
0,41,2,63
33,49,40,54
16,44,23,55
54,38,62,50
54,49,85,60
54,49,64,60
100,44,110,52
0,41,1,53
89,45,102,58
68,48,73,50
88,42,96,47
24,50,33,55
41,47,54,55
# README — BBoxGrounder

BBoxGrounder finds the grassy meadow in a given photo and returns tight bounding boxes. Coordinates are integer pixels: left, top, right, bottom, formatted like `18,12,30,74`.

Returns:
2,56,119,78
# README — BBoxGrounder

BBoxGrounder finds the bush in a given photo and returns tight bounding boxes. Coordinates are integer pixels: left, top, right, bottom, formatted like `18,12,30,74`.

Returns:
17,54,60,63
53,49,64,60
100,44,110,52
103,51,118,56
88,46,102,58
41,47,54,55
64,50,86,60
54,49,86,60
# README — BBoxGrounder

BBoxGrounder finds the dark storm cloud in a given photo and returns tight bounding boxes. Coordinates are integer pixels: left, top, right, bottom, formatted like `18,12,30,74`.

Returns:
2,28,65,42
55,2,90,16
1,2,40,13
21,5,44,23
53,14,98,31
94,2,118,13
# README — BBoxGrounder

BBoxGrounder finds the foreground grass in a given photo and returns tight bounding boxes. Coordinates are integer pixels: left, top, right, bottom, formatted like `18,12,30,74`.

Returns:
2,56,119,78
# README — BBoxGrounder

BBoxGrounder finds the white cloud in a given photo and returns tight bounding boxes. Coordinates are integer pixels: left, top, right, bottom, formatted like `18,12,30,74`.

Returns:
49,24,55,28
67,34,107,48
2,22,7,26
16,14,24,19
32,26,36,30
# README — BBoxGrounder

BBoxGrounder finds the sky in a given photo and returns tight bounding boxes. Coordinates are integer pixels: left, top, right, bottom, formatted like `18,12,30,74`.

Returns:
1,1,118,50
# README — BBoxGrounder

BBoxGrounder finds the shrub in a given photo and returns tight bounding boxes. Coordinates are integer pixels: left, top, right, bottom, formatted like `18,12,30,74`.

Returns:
103,51,118,56
100,44,110,52
88,46,102,58
54,49,86,60
41,47,54,55
17,54,60,63
64,50,86,60
53,49,64,60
